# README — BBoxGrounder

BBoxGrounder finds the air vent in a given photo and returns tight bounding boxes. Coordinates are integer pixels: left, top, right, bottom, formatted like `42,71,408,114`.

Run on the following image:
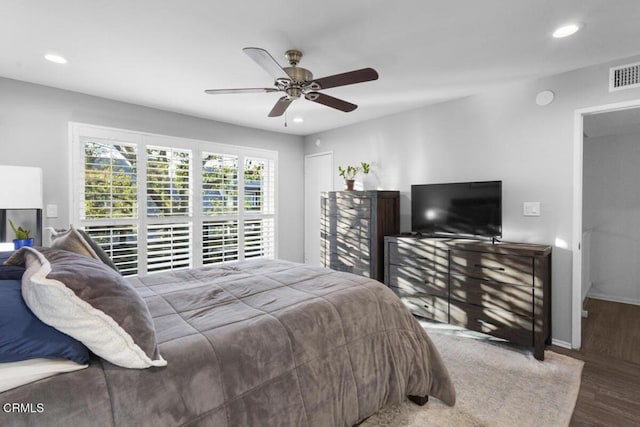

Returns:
610,62,640,91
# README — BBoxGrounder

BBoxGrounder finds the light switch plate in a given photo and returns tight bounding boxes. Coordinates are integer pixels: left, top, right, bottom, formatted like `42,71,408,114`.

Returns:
46,204,58,218
523,202,540,216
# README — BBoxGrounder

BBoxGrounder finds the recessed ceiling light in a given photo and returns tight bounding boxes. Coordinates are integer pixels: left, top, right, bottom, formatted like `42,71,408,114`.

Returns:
44,53,68,64
552,23,581,38
292,117,304,123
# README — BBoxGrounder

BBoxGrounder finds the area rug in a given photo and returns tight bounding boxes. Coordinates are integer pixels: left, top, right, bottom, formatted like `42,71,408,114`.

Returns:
362,322,584,427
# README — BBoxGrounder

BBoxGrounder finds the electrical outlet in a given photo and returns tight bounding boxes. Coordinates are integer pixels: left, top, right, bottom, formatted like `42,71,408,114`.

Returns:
523,202,540,217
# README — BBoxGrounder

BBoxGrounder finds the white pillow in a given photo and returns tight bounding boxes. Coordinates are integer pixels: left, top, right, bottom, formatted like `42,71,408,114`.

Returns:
0,358,88,393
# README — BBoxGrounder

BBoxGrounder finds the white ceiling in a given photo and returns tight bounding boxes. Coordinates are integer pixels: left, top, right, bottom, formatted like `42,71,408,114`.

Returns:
2,1,640,136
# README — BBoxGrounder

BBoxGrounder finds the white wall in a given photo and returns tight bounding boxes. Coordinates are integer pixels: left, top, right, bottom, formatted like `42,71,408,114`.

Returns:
0,77,305,262
304,54,640,344
583,129,640,305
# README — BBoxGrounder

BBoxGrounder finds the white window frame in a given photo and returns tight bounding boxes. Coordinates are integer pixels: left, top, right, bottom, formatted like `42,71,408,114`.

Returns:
69,122,278,275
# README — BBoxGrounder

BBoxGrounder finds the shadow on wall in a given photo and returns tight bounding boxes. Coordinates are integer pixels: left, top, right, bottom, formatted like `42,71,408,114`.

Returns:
399,193,411,231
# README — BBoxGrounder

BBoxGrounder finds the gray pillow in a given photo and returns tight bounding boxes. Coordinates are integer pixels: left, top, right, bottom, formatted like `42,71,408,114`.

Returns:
51,225,119,272
7,247,166,369
76,228,119,272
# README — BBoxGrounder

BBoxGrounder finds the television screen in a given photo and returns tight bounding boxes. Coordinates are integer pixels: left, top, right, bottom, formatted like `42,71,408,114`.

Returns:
411,181,502,238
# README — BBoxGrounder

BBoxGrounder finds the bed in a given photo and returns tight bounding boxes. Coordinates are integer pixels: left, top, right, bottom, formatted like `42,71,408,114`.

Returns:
1,243,455,427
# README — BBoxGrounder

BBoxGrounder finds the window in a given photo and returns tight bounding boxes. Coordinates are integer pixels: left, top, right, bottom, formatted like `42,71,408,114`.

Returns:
70,123,277,276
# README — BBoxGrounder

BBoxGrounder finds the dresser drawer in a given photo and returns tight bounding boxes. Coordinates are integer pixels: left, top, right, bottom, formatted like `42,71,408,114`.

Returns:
333,217,370,239
330,239,370,258
388,264,448,297
389,242,448,273
329,249,370,266
390,290,449,323
450,249,533,286
330,257,371,277
327,197,371,218
449,300,533,346
449,276,534,317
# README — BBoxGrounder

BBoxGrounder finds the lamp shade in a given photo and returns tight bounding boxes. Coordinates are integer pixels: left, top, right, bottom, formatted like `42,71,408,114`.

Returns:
0,166,43,209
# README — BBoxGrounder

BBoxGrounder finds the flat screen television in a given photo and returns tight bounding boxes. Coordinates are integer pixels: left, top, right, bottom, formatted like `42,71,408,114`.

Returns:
411,181,502,238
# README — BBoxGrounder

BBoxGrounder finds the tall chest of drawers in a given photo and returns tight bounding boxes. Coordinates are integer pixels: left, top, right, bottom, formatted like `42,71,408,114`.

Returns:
321,191,399,281
384,236,552,360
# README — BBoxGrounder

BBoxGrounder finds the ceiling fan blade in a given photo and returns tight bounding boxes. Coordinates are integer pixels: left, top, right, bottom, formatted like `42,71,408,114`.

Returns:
305,92,357,112
243,47,291,81
268,96,294,117
310,68,378,90
204,88,279,95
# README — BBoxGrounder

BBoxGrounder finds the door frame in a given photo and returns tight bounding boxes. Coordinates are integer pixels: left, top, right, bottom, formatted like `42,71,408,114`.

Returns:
572,98,640,348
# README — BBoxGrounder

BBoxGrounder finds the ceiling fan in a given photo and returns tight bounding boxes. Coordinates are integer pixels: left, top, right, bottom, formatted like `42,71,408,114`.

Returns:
204,47,379,117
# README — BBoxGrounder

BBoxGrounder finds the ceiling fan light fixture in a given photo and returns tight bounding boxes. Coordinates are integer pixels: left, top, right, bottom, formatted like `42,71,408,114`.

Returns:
44,53,68,64
552,23,581,38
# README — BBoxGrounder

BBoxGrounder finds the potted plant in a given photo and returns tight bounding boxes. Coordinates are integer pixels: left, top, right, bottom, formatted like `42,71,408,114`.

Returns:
9,219,34,249
338,162,370,191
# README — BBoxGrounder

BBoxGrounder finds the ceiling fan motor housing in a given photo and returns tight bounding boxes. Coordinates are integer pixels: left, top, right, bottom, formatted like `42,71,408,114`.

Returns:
283,49,316,98
284,66,313,83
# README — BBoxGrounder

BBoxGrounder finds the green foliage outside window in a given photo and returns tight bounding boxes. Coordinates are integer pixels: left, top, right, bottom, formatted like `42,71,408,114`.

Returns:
84,142,137,219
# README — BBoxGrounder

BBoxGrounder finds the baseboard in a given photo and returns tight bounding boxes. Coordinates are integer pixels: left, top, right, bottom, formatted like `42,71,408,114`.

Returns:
551,339,573,349
587,293,640,307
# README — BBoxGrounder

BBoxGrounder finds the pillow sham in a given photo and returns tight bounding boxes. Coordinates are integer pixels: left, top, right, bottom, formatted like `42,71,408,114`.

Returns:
0,358,88,393
1,251,25,280
0,279,90,364
50,225,119,272
7,247,166,369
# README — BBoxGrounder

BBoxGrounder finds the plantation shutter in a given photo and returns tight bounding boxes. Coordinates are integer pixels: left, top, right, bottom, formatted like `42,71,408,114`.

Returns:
80,139,140,274
84,224,139,275
71,123,277,276
146,147,192,217
82,140,137,220
145,146,193,272
244,157,275,259
202,152,240,264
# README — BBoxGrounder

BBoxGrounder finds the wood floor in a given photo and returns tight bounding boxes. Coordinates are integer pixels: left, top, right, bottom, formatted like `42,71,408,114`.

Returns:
550,298,640,426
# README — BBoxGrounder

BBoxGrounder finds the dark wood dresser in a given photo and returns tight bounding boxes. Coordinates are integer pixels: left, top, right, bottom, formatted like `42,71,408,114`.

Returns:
384,236,552,360
321,191,399,281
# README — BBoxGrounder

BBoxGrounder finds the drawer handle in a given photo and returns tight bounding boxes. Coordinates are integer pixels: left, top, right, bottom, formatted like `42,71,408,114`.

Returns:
474,264,505,272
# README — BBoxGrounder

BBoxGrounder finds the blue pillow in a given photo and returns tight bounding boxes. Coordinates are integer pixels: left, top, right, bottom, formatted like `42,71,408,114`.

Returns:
0,279,90,364
0,251,25,280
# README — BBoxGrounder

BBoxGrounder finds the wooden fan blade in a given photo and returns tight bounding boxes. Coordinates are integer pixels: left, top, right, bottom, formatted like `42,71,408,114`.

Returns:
204,88,279,95
268,96,294,117
243,47,291,80
310,68,378,90
305,92,357,112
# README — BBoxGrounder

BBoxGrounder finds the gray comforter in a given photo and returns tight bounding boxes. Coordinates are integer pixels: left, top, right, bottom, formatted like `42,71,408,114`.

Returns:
2,259,455,426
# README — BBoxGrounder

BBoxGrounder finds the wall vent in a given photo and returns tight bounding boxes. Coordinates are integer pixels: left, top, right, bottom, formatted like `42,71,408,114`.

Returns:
609,62,640,91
